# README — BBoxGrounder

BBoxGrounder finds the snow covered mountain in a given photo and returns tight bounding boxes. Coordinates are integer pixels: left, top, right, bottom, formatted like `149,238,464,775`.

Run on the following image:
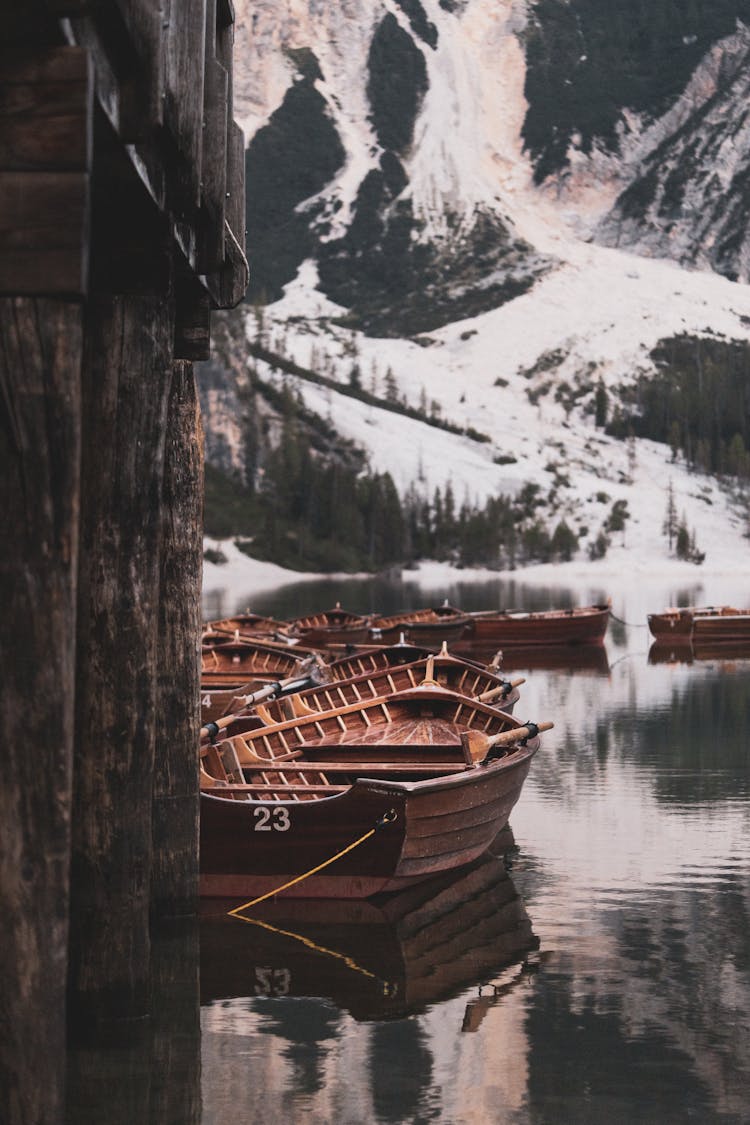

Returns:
199,0,750,574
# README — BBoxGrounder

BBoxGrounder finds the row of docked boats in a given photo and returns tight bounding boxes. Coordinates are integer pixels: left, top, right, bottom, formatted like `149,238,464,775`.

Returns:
198,606,569,901
206,600,612,649
199,595,749,904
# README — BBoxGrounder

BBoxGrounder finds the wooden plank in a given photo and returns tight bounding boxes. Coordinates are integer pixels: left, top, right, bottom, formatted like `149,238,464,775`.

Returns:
0,171,89,295
204,117,247,308
0,171,88,247
163,0,207,209
69,294,173,1028
152,362,203,914
216,0,234,28
205,783,349,794
174,280,211,361
116,0,165,138
198,56,228,272
0,48,92,297
224,117,244,254
245,762,466,774
0,296,82,1125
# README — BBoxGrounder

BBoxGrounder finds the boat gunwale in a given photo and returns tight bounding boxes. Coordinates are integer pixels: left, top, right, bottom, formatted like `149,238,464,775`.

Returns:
200,739,538,806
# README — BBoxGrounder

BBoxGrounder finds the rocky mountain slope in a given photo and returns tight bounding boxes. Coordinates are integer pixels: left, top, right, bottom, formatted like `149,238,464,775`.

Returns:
198,0,750,573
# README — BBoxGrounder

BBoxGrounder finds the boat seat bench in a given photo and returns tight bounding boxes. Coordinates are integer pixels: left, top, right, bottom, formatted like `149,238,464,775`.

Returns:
245,760,470,774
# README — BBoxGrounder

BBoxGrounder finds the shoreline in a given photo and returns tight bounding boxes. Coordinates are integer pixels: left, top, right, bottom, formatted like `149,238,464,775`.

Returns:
202,538,743,617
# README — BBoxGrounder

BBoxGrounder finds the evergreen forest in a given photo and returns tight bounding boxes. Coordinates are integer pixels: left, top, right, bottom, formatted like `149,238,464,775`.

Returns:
607,335,750,478
203,378,581,573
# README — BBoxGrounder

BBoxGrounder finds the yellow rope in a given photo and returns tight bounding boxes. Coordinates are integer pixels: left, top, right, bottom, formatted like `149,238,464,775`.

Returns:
229,913,381,983
228,812,395,916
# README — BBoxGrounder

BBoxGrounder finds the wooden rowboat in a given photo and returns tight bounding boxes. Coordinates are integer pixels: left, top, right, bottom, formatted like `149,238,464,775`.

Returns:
202,652,523,740
369,604,471,647
285,604,372,646
199,683,549,899
201,637,322,687
205,611,290,636
647,605,750,644
326,640,443,677
201,663,325,725
463,604,610,646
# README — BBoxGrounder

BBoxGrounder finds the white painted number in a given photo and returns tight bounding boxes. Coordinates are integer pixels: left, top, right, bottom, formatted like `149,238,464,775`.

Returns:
253,807,291,832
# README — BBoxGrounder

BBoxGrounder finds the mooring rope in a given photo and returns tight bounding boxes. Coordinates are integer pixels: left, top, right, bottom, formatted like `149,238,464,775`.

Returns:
229,913,385,986
228,808,397,916
608,610,649,629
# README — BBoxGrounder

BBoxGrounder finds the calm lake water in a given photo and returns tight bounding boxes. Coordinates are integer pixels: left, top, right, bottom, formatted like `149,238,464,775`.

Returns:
67,573,750,1124
198,574,750,1124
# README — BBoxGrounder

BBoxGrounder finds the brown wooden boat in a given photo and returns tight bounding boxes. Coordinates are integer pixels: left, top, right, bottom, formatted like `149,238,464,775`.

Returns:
201,664,325,725
202,651,524,739
199,684,549,899
326,641,441,677
205,611,291,640
285,604,372,646
199,851,539,1021
201,638,323,688
464,603,610,646
647,605,750,644
369,603,472,647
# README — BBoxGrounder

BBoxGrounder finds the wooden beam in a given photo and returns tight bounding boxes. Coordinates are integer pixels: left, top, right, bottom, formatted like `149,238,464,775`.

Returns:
204,118,247,308
174,284,211,361
225,117,245,256
197,56,228,273
69,294,173,1030
0,47,93,169
0,296,82,1125
0,171,90,295
0,48,92,297
55,2,164,140
163,0,207,211
152,362,203,914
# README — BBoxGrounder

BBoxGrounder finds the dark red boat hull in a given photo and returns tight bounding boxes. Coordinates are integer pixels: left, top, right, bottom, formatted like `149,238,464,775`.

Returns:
465,605,609,646
199,744,536,899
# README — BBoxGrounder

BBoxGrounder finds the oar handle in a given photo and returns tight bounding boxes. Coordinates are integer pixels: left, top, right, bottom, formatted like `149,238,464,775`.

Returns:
487,720,553,748
477,677,525,703
461,719,553,764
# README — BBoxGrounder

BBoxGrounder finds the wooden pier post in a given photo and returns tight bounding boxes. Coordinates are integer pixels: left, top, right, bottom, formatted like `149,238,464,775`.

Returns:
0,5,247,1119
152,361,204,916
68,294,173,1028
0,296,82,1125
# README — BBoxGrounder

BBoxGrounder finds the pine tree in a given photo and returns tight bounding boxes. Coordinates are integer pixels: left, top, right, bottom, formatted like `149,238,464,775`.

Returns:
663,480,677,550
594,378,609,428
675,515,691,560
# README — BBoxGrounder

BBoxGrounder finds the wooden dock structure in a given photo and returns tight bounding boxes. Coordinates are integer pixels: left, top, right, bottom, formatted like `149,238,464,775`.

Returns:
0,4,247,1122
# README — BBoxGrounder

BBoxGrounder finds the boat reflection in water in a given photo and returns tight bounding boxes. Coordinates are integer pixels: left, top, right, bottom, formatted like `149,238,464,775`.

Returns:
453,640,611,676
649,640,750,666
200,849,539,1023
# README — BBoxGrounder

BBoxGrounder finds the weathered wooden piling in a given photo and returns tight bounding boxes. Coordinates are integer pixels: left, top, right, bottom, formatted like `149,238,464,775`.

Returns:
0,4,246,1122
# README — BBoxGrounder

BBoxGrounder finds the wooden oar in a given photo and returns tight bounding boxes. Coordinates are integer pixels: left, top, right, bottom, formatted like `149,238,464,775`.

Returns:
461,720,553,764
476,677,525,704
200,673,321,740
